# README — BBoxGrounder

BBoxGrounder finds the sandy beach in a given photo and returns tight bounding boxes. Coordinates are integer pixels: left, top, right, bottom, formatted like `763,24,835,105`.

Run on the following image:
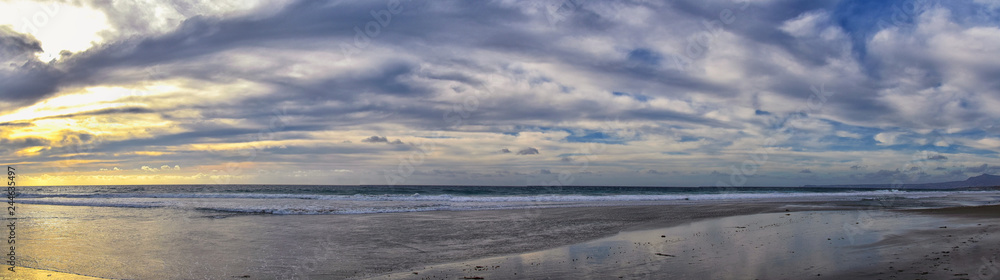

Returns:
13,202,790,279
376,205,1000,280
10,194,1000,279
4,267,107,280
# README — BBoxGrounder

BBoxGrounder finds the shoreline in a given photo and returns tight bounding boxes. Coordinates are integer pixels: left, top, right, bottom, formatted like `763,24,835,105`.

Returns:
5,266,108,279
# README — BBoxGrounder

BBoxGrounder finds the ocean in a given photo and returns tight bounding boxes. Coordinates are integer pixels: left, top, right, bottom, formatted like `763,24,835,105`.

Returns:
16,184,993,214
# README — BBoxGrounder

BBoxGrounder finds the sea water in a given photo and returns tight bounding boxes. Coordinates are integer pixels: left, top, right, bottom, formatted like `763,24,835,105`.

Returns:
16,184,994,215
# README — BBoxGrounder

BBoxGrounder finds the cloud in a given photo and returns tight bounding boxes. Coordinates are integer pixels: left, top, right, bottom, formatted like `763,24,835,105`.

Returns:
4,0,1000,186
360,136,404,145
835,131,862,139
927,154,948,161
964,164,989,173
858,169,905,182
0,25,62,105
780,11,829,37
361,136,390,143
517,147,539,155
157,165,180,171
874,132,902,145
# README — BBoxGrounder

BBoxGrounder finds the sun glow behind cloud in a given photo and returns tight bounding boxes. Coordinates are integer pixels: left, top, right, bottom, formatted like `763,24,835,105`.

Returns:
0,1,110,61
0,85,171,124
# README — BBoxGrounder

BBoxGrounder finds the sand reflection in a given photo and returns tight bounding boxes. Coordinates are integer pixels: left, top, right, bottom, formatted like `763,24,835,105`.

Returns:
380,210,966,279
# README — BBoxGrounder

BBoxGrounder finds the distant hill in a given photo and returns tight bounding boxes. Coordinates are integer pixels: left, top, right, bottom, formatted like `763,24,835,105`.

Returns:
803,174,1000,190
963,174,1000,187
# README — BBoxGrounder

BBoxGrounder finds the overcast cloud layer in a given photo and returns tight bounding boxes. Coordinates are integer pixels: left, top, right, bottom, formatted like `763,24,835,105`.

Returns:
0,0,998,186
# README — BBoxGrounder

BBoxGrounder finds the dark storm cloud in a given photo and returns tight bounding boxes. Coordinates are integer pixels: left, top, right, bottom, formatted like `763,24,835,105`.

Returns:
361,136,389,143
0,26,41,57
926,154,948,161
361,136,403,144
0,26,63,105
269,61,434,102
517,147,539,155
0,136,49,155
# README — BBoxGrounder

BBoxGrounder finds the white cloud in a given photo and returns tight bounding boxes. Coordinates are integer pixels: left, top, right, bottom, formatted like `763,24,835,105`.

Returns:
974,138,1000,149
835,131,861,139
780,11,828,37
874,132,903,145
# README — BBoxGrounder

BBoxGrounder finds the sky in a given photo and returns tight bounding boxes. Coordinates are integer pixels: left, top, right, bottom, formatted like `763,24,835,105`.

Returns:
0,0,998,187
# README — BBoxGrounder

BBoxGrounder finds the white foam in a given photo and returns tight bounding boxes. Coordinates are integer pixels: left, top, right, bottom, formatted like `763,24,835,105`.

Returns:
17,190,1000,215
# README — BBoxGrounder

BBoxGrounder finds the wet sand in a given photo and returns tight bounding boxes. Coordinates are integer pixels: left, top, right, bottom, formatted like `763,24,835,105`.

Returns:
4,267,108,279
377,205,1000,280
9,194,1000,279
12,201,792,279
908,204,1000,218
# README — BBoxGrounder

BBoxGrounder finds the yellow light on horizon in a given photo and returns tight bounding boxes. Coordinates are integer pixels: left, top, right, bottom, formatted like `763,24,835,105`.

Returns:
14,146,44,157
0,85,177,124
